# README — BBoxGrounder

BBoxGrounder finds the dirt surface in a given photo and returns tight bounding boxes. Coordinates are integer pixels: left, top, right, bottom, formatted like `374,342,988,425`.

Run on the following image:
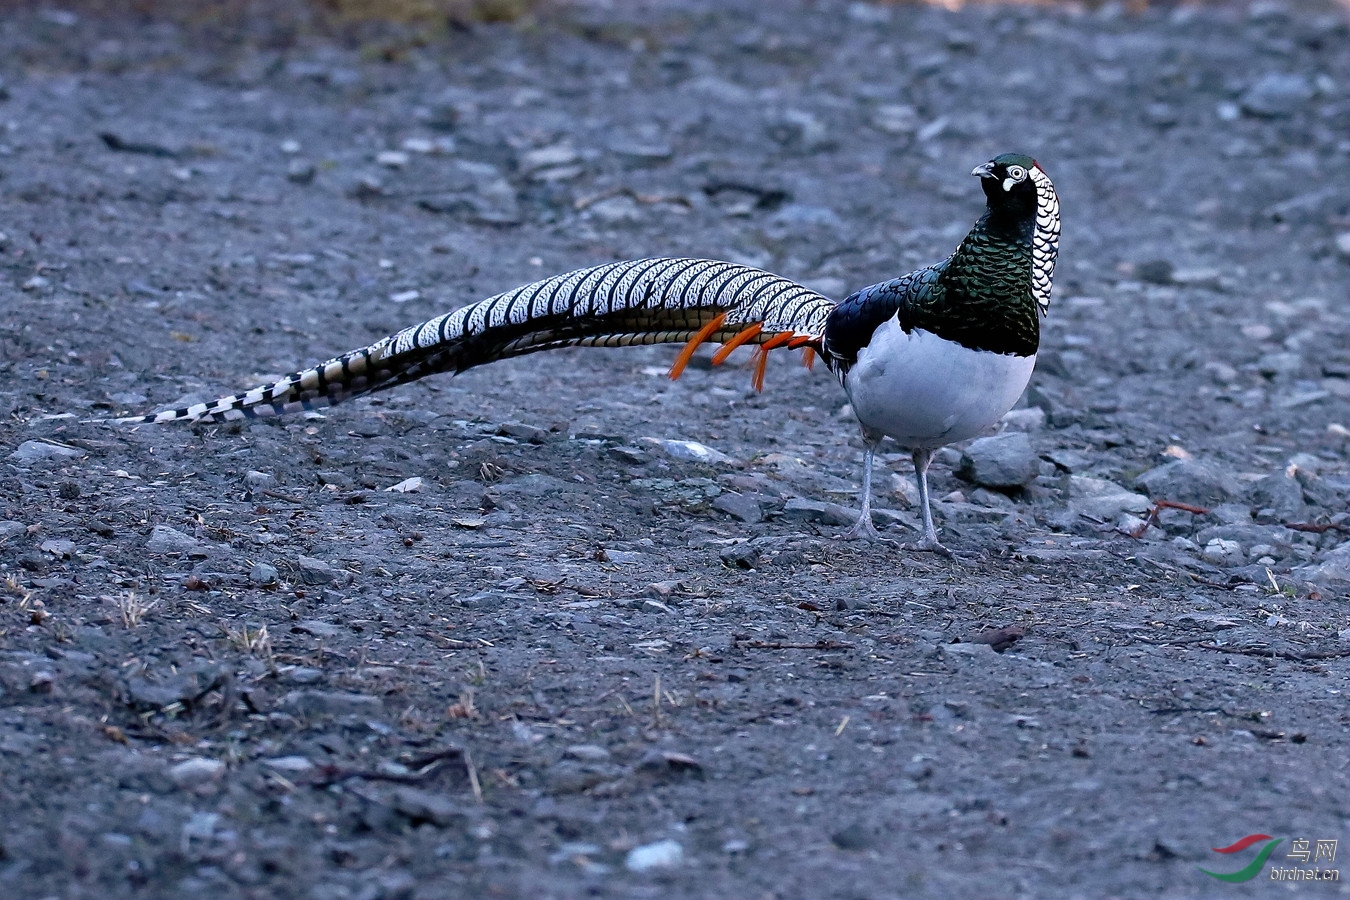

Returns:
3,2,1350,897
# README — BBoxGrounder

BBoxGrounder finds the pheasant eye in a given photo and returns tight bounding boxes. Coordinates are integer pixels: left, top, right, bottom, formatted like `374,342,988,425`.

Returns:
1007,165,1027,181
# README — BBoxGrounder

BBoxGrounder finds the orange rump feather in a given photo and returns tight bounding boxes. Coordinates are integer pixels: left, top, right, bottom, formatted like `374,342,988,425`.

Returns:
668,311,727,381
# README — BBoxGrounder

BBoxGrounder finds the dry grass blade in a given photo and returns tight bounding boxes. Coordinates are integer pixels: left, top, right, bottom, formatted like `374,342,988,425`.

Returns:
222,622,274,663
109,592,158,628
3,575,33,606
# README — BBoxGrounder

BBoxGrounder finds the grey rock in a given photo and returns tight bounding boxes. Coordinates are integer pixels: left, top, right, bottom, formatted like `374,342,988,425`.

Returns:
563,744,611,762
1195,524,1289,547
625,839,684,872
1201,538,1244,566
248,562,280,586
780,497,857,527
9,440,82,464
830,823,875,851
0,520,26,541
1293,543,1350,587
1172,613,1240,631
1247,472,1307,520
1000,407,1045,432
607,138,673,165
168,757,225,788
281,666,325,684
496,421,548,443
1240,73,1314,118
640,437,730,465
767,109,832,152
349,175,384,199
958,433,1037,488
390,787,466,827
872,103,918,135
123,661,229,710
40,539,76,558
29,670,54,693
1068,476,1152,521
941,641,997,659
1294,469,1342,509
719,543,761,569
1045,448,1093,473
587,195,643,224
243,470,277,492
296,556,336,585
712,492,762,524
146,525,199,555
1135,259,1174,285
294,619,343,637
546,760,623,794
285,159,316,184
1134,460,1241,508
263,755,315,773
608,445,650,465
518,143,579,174
491,474,575,497
1257,352,1302,378
281,689,383,717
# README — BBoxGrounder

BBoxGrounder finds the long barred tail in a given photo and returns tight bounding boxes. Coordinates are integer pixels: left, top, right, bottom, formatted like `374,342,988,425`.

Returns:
120,257,837,425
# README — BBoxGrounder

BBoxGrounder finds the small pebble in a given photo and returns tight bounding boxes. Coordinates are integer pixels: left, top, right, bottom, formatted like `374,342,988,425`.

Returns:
1201,538,1243,566
249,562,280,587
30,670,55,693
1334,233,1350,261
296,556,335,585
168,757,226,788
286,159,316,184
9,441,82,464
146,525,199,555
958,433,1037,488
243,470,277,491
1240,73,1314,118
625,839,683,872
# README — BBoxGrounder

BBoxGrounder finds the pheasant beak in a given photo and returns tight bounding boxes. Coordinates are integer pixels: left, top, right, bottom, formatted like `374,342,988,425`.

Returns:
971,161,996,179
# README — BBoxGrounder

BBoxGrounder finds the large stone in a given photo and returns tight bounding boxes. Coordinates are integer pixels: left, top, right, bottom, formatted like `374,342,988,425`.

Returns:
123,661,229,710
625,839,684,872
1068,476,1152,521
1133,460,1240,508
1246,471,1307,519
640,437,731,465
957,433,1037,488
390,787,466,827
145,525,199,555
712,492,762,524
168,757,226,788
296,556,335,585
1293,544,1350,589
779,498,856,527
1240,73,1314,118
281,690,383,717
9,440,82,464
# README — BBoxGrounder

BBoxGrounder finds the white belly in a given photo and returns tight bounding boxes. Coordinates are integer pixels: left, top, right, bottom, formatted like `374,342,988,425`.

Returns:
842,321,1035,449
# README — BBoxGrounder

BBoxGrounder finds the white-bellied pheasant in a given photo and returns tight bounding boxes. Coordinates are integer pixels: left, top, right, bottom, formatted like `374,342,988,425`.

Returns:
121,153,1060,552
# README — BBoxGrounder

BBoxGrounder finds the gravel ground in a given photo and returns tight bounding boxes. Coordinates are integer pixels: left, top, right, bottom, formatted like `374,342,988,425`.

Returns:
3,2,1350,897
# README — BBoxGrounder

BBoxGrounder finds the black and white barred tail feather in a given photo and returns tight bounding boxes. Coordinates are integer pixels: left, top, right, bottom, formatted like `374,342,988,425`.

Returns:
119,257,836,426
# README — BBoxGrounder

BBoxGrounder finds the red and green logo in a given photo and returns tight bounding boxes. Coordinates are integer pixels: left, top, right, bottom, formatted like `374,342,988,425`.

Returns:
1199,834,1283,883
